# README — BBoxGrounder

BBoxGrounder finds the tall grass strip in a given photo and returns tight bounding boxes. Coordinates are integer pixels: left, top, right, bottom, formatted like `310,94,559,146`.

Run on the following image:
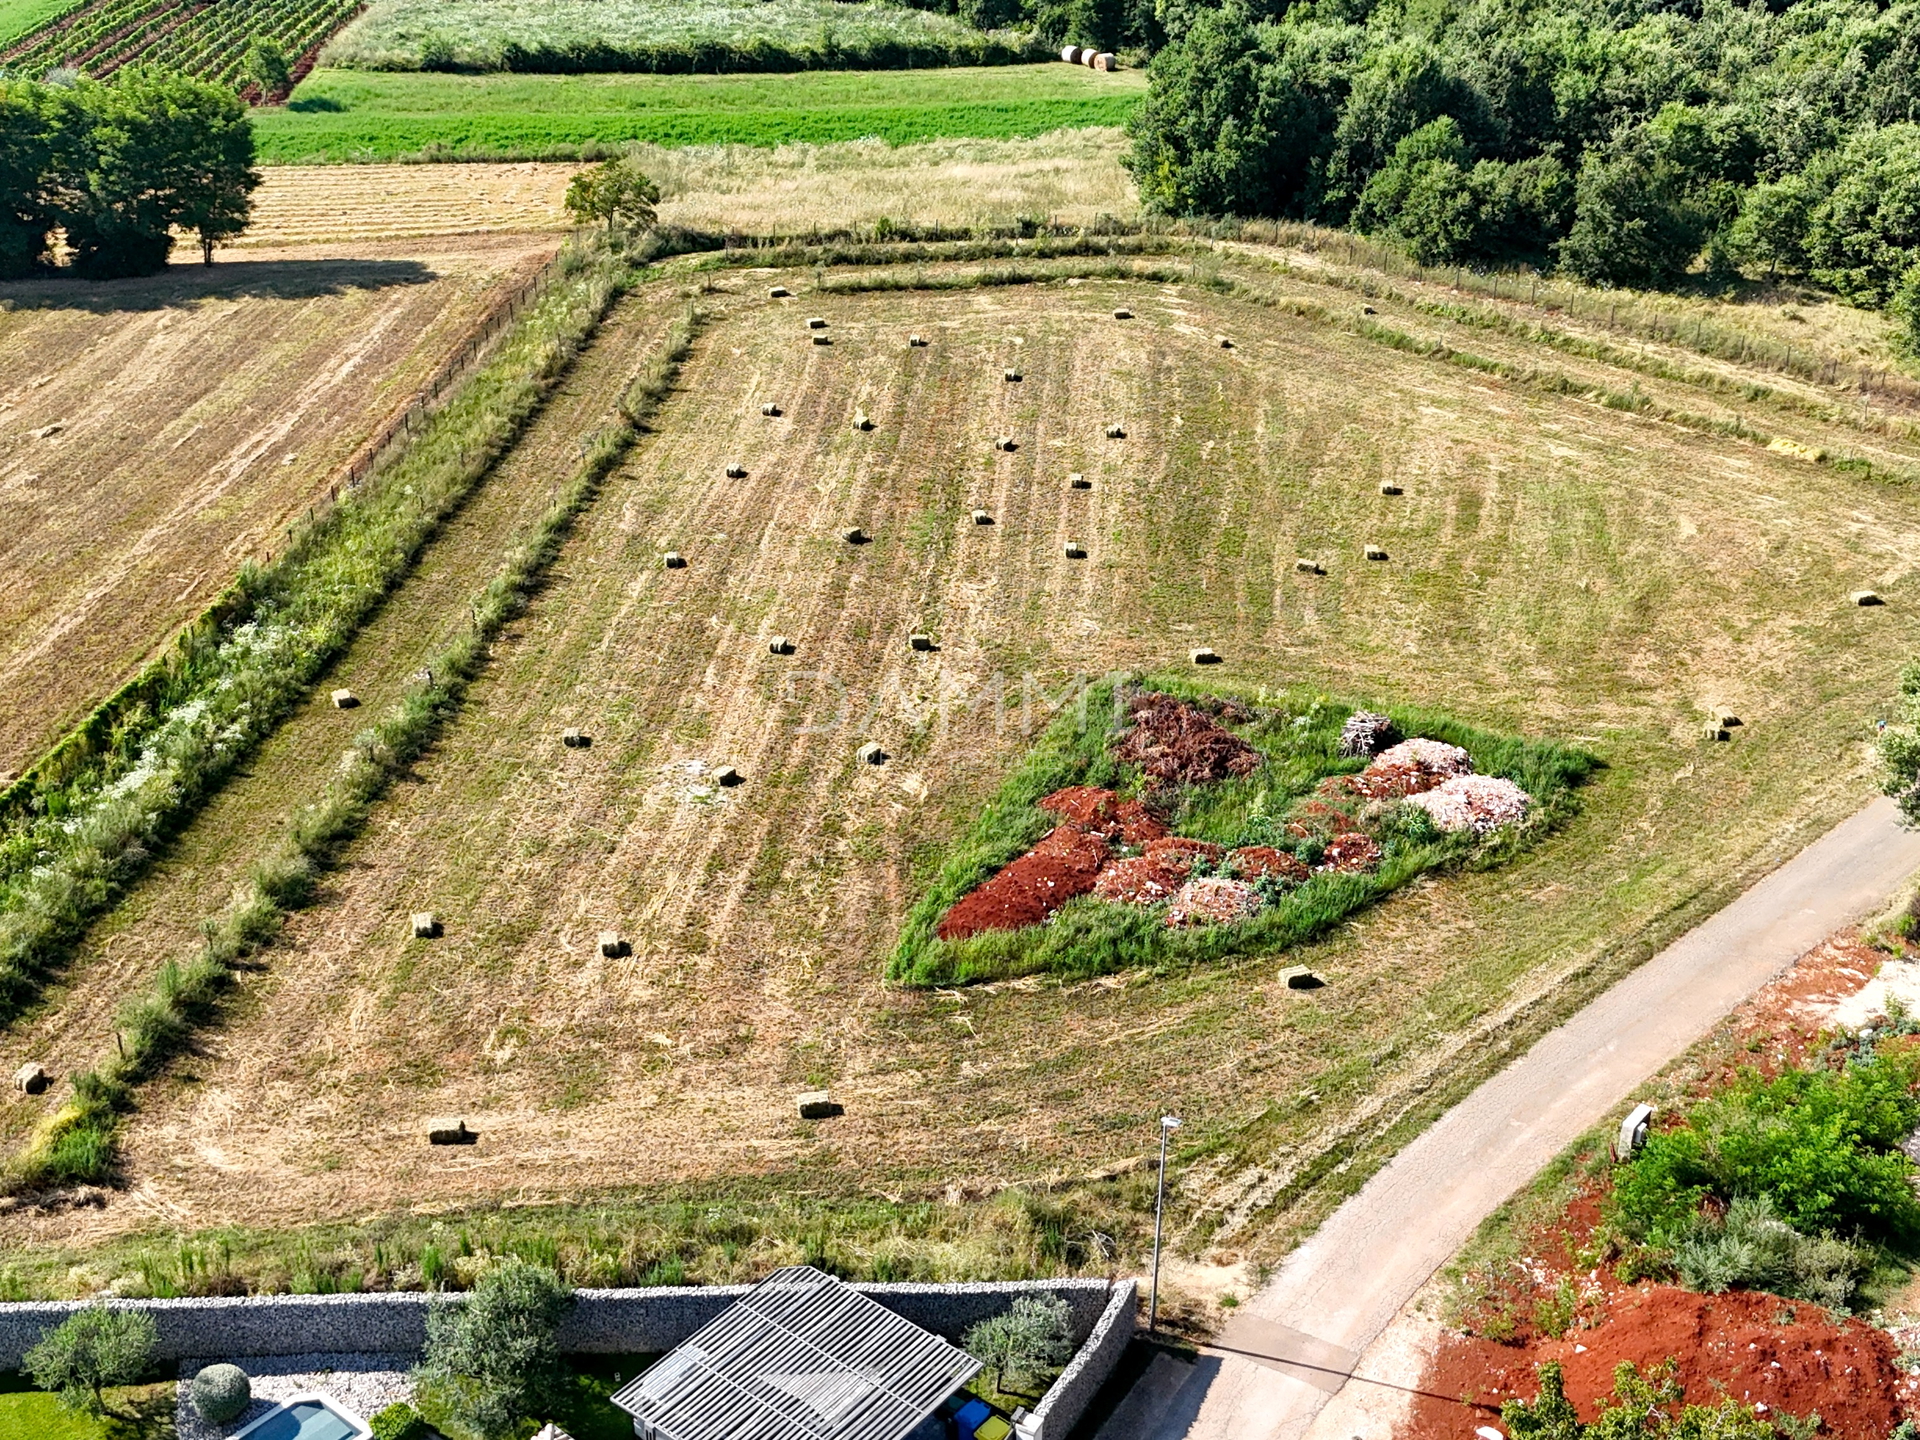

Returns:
321,0,1044,74
0,235,642,1033
5,306,704,1193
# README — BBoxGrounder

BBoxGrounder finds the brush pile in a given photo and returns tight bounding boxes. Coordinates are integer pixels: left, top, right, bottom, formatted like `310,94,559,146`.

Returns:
1112,693,1263,786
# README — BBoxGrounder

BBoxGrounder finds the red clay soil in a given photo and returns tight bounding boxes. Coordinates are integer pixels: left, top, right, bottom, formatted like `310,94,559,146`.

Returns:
1324,761,1445,801
1405,1287,1913,1439
1319,832,1384,874
1229,846,1311,883
1037,786,1168,844
1145,836,1228,868
936,826,1112,940
1093,855,1188,905
1403,930,1914,1440
1113,694,1263,786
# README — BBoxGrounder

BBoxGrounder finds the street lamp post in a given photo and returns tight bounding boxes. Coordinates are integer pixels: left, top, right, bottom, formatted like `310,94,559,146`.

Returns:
1149,1114,1182,1334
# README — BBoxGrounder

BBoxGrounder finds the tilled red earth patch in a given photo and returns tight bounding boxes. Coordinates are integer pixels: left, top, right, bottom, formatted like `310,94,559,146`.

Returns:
936,825,1112,940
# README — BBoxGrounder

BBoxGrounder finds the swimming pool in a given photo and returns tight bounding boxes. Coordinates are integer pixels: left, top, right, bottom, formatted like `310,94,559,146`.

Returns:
229,1392,371,1440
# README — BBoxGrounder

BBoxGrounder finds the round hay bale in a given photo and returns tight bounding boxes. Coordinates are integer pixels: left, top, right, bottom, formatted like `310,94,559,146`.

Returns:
1061,45,1083,62
1093,52,1118,70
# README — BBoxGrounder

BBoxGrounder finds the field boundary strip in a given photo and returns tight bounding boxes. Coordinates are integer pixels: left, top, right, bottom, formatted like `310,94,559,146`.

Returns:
0,233,654,1040
0,245,555,823
6,299,704,1191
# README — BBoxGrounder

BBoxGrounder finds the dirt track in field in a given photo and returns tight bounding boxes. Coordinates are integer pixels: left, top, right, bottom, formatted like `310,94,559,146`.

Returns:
7,268,1915,1245
0,283,700,1193
0,233,558,777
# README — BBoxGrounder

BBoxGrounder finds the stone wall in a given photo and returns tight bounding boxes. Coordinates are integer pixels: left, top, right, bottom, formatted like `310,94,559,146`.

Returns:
0,1276,1137,1437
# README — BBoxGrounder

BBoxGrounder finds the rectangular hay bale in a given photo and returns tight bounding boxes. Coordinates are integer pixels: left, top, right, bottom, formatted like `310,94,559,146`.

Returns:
411,912,441,939
797,1091,842,1120
599,930,630,959
331,688,358,709
1190,647,1221,665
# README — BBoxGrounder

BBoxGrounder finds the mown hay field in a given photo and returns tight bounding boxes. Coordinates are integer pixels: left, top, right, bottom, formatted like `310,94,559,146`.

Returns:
255,65,1146,163
240,133,1138,247
0,233,561,779
5,254,1918,1280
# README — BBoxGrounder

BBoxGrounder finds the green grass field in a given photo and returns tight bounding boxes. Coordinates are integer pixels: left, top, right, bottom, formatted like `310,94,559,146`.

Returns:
0,0,75,47
253,65,1147,163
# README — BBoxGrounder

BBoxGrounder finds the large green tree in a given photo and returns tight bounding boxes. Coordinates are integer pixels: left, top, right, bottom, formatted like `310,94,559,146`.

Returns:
23,1305,157,1419
39,70,258,277
0,81,54,278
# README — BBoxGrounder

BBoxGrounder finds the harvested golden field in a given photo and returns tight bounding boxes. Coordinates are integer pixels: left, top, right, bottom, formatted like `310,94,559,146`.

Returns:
241,131,1138,249
0,233,558,777
7,255,1919,1269
237,164,581,248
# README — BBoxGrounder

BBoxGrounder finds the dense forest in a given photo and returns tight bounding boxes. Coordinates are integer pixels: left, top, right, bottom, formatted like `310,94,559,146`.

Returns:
924,0,1920,337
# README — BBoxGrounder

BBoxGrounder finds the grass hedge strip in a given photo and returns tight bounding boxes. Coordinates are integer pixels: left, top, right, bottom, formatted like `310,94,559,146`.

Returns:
0,235,638,1034
8,302,704,1191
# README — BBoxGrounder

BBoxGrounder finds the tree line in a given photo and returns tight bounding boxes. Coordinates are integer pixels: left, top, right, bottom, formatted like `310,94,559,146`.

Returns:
0,68,258,280
1113,0,1920,343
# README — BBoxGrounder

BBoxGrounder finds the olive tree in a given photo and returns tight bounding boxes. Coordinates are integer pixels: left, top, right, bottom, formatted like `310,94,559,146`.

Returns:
23,1304,157,1418
962,1294,1075,1397
414,1259,573,1440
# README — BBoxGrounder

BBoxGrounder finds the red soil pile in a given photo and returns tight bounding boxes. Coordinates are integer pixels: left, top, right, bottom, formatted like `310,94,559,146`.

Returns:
1036,786,1168,845
1318,832,1383,874
1093,855,1187,905
1113,693,1263,787
1404,932,1914,1440
1405,1287,1912,1439
1228,846,1310,883
1144,836,1227,869
1288,798,1365,837
936,826,1111,940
